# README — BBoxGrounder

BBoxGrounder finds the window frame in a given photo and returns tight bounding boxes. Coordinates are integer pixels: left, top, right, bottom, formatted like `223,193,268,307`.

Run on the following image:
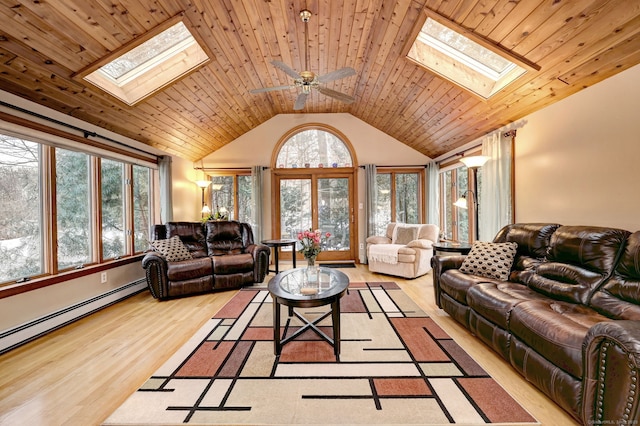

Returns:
207,170,253,224
438,161,478,243
74,14,213,106
376,167,425,230
270,123,358,261
0,129,156,292
403,8,540,100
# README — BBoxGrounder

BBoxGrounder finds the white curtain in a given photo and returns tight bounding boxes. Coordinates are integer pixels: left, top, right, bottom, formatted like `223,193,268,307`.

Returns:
479,132,514,241
158,155,173,223
251,166,264,242
425,161,439,229
364,164,377,264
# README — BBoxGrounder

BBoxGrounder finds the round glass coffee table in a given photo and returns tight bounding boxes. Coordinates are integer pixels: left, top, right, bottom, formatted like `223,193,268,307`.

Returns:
267,267,349,356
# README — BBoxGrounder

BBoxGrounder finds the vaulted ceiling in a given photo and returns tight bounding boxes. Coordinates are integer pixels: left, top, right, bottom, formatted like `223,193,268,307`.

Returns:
0,0,639,162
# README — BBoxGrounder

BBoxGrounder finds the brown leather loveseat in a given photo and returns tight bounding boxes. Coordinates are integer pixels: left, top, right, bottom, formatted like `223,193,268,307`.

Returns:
432,223,640,425
142,220,270,300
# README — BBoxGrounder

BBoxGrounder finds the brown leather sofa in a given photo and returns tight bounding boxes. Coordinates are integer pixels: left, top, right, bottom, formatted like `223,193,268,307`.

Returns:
432,223,640,425
142,221,270,300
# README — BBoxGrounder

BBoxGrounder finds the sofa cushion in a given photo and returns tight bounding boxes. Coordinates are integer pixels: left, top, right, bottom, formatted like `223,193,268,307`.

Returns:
526,226,630,305
166,256,213,281
459,241,518,281
492,223,560,283
212,253,254,274
397,246,416,263
206,221,245,255
150,236,193,262
510,299,611,379
590,231,640,320
439,269,498,305
467,282,549,329
493,223,560,259
165,222,207,258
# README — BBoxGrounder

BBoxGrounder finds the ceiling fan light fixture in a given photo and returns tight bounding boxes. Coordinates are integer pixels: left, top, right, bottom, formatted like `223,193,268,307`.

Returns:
300,9,312,22
300,70,315,83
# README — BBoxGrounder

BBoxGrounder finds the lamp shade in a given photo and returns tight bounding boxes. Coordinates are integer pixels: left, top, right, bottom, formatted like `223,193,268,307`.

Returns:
453,195,468,209
201,205,211,214
459,155,489,168
195,180,211,188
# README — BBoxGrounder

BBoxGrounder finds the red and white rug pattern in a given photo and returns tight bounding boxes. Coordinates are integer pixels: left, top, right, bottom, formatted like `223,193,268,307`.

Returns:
105,282,538,425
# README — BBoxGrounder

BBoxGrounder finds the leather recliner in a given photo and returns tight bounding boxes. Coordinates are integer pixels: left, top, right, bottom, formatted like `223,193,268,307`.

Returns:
142,221,270,300
432,223,640,425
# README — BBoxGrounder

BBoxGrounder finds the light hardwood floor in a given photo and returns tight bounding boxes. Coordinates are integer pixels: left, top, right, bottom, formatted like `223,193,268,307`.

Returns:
0,265,578,425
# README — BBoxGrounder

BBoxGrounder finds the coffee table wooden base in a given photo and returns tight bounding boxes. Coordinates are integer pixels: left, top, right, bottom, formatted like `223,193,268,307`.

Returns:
272,299,341,356
268,267,349,358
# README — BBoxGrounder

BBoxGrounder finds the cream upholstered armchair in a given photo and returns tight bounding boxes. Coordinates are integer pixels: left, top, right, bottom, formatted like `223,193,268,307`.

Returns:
366,223,439,279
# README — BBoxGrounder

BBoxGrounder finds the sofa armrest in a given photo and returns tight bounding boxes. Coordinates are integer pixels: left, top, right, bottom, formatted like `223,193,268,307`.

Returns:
431,255,467,308
406,239,434,249
142,252,169,300
582,320,640,424
366,236,391,245
246,244,270,283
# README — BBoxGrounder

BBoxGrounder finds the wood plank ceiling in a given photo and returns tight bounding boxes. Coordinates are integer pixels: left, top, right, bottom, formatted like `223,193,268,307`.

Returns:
0,0,639,162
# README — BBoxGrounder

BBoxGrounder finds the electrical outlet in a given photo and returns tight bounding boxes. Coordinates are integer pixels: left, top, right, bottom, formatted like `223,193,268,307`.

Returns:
101,272,107,283
359,243,364,250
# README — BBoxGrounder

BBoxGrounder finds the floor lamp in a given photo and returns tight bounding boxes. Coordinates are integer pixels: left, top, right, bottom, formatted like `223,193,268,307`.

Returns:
195,179,211,217
454,155,489,241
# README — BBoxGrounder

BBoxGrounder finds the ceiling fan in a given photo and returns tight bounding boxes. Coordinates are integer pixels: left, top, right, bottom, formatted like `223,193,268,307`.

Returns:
250,9,356,110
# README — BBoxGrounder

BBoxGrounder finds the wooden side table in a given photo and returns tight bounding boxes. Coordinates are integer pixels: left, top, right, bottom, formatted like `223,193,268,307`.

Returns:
433,241,473,256
261,239,297,274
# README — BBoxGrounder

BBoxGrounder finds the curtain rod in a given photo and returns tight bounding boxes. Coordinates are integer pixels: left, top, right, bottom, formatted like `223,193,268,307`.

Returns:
436,144,482,165
0,100,160,160
436,130,517,165
357,164,428,169
195,166,269,171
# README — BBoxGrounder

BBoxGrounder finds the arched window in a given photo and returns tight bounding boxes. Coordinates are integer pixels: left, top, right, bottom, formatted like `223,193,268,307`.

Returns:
271,125,357,262
274,128,353,169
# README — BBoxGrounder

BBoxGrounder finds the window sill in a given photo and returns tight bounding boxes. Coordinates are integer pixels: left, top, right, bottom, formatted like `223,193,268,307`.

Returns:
0,256,143,300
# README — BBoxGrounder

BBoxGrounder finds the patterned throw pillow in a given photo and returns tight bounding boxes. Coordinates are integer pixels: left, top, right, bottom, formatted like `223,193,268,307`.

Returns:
459,241,518,281
393,225,419,245
150,235,193,262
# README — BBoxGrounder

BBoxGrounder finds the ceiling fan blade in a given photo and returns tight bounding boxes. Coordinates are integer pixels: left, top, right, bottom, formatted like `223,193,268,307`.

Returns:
293,92,309,110
316,86,355,104
317,67,356,83
271,60,301,79
250,85,294,94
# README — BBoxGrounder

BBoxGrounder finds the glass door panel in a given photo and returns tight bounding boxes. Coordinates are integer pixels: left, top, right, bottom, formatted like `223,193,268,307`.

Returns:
318,178,350,252
280,179,312,252
275,173,355,261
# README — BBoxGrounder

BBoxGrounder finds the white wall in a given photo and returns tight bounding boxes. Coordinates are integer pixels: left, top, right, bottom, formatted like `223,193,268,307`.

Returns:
171,155,204,221
514,63,640,231
205,113,431,167
0,263,142,330
199,113,432,261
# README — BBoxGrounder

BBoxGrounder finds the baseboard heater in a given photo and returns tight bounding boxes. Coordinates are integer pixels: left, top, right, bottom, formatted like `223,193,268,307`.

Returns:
0,279,147,355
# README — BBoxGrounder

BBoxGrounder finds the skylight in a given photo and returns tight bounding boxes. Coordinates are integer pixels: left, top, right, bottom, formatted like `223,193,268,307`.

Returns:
406,13,538,100
79,18,210,106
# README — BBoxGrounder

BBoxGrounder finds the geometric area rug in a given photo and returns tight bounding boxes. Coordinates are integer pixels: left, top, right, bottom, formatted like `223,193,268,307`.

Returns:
104,282,539,425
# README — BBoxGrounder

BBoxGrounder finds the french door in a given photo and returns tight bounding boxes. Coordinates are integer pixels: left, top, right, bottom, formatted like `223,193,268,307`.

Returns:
273,171,355,262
